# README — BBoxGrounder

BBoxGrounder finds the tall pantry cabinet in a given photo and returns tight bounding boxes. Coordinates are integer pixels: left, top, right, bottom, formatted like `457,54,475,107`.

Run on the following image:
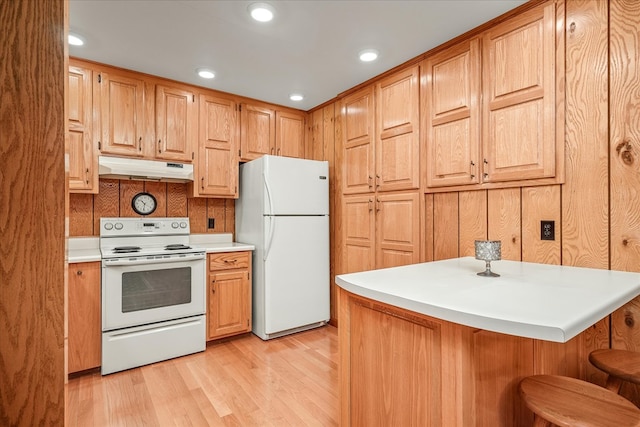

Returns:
339,66,421,275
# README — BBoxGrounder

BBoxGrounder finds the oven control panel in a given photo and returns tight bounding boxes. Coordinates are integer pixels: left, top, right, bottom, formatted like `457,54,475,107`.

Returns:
100,217,190,237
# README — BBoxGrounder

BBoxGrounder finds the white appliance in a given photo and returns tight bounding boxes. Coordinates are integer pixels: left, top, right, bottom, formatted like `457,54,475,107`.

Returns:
100,217,206,375
236,155,330,340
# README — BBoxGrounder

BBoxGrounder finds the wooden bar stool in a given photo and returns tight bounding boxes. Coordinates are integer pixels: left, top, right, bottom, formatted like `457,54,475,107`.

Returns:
519,375,640,427
589,349,640,393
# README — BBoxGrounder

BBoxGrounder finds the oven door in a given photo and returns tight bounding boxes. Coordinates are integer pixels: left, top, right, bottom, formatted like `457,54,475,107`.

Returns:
102,253,206,331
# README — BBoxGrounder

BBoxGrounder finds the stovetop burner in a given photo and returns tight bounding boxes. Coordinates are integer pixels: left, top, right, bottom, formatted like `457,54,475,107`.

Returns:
113,246,142,254
165,244,191,251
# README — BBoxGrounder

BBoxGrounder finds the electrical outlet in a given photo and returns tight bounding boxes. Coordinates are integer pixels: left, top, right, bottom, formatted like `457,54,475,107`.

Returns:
541,220,555,241
208,218,215,229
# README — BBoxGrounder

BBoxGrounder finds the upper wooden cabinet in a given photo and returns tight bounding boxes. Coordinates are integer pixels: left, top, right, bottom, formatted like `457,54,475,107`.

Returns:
68,61,98,193
275,110,305,158
97,69,146,157
95,65,196,162
239,103,305,161
424,38,481,188
341,65,420,195
193,94,238,198
423,1,561,190
155,84,197,162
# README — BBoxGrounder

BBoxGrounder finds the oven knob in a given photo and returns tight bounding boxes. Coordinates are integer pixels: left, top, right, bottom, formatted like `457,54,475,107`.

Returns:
114,222,123,230
179,222,187,229
171,222,179,229
104,222,113,230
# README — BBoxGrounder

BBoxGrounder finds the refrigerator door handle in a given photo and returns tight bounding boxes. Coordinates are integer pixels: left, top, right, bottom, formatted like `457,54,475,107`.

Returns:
264,216,275,261
263,171,274,216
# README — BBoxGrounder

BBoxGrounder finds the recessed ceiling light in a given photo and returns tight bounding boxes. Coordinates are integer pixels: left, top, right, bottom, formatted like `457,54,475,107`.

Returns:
248,2,275,22
197,68,215,79
68,34,84,46
359,49,379,62
289,94,304,102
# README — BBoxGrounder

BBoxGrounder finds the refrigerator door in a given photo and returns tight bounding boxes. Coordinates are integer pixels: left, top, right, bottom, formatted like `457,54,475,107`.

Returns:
263,155,329,215
263,215,329,335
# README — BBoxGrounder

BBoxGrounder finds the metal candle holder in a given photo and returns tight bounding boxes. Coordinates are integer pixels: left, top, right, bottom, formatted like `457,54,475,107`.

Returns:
475,240,501,277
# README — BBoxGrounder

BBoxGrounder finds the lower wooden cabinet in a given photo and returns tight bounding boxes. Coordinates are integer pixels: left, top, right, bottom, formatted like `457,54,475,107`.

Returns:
207,251,252,340
68,262,101,373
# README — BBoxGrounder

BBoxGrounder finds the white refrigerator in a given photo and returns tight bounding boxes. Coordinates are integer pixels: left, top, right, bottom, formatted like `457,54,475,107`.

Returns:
235,155,330,340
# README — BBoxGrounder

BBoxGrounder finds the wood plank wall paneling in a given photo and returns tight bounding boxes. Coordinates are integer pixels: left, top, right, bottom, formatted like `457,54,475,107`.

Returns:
563,0,609,269
487,188,521,261
0,0,66,424
610,0,640,406
70,179,235,236
522,185,561,264
458,190,487,257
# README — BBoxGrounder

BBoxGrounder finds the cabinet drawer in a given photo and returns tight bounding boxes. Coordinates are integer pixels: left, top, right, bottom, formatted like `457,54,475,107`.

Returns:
209,251,250,271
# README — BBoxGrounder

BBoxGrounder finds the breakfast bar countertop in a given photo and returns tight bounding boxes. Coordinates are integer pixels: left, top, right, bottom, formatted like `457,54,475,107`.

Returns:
336,257,640,343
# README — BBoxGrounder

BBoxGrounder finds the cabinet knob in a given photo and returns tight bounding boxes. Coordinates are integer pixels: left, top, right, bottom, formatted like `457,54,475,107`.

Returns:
76,270,82,276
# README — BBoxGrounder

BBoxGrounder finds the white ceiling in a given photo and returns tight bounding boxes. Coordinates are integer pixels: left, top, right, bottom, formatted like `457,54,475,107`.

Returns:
69,0,527,111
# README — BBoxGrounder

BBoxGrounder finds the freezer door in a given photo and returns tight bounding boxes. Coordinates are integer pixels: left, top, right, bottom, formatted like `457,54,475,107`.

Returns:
263,215,330,334
263,156,329,215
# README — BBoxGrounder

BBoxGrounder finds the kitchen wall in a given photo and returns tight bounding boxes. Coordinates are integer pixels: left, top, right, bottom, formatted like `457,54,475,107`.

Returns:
69,180,235,236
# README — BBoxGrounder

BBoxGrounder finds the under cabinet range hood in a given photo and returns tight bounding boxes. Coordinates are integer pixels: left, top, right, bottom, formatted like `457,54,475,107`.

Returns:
98,156,194,182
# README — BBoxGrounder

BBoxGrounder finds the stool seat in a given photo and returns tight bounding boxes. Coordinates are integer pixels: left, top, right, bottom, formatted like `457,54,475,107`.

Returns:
589,349,640,393
519,375,640,427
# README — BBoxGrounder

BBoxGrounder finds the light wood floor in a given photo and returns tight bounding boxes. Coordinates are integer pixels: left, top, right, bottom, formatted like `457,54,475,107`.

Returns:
66,326,339,426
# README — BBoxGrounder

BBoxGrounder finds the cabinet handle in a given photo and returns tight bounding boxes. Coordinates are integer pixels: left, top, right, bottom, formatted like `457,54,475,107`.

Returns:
470,161,476,179
158,139,162,153
376,198,381,212
85,168,90,184
368,175,373,189
277,148,281,156
201,177,205,190
223,259,238,264
76,270,82,276
368,199,373,212
138,136,142,151
211,279,215,293
483,159,489,179
375,174,380,188
270,147,275,155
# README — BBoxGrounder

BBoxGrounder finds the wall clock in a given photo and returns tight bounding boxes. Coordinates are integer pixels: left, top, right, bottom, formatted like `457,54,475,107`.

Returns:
131,192,157,216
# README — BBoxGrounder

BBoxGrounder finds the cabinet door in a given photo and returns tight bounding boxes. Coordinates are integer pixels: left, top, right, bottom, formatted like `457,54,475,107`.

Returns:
68,262,101,373
155,84,196,162
342,194,375,274
208,270,251,340
424,38,481,188
275,110,305,158
197,94,238,197
97,70,145,156
482,2,556,182
376,192,420,269
240,103,275,161
376,66,420,192
342,86,375,194
68,64,98,193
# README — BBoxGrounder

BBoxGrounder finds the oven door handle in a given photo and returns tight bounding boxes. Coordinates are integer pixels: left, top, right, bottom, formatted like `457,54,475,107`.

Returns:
102,253,206,267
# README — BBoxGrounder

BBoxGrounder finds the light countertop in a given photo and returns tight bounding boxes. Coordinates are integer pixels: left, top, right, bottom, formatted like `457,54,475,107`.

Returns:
336,257,640,343
68,233,254,263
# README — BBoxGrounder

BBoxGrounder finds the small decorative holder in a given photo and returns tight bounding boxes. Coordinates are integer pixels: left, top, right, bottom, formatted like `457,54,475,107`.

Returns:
475,240,501,277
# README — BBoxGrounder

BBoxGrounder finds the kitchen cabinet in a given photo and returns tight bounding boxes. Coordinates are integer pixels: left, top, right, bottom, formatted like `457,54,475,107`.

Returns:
192,93,238,198
239,103,275,161
341,191,420,274
239,103,306,161
96,64,196,162
68,61,98,193
207,251,252,340
154,83,197,162
275,110,305,158
342,65,420,195
96,68,146,157
68,262,101,374
423,1,559,189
